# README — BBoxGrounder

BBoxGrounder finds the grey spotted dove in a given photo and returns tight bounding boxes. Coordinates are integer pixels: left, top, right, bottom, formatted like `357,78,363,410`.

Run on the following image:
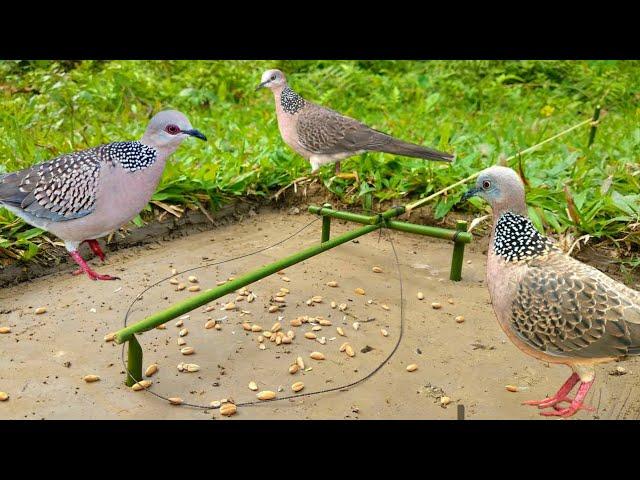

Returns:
463,166,640,417
256,69,454,174
0,110,206,281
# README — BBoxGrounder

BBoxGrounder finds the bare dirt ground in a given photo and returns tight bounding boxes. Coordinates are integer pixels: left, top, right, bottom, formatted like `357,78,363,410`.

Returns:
1,208,639,420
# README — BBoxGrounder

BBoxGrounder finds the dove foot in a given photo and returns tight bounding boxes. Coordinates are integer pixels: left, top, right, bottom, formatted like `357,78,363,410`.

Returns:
535,379,594,418
69,251,119,281
522,372,580,408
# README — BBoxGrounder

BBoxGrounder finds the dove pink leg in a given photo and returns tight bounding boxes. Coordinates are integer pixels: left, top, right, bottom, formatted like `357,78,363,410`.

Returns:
539,380,595,418
86,239,106,261
72,240,107,276
69,251,119,281
522,373,580,409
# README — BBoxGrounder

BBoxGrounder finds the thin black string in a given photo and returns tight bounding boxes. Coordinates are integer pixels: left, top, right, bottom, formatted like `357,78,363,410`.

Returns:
119,218,405,411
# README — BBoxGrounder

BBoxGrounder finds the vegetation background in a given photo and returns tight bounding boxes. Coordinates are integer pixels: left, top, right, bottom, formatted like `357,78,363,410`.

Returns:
0,60,638,268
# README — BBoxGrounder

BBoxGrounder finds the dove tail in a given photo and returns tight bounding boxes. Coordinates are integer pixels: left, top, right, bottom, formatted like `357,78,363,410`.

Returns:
375,138,455,162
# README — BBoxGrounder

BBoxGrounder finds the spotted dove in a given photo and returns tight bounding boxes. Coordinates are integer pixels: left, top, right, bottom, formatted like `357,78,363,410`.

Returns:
463,166,640,418
0,110,206,281
256,69,454,174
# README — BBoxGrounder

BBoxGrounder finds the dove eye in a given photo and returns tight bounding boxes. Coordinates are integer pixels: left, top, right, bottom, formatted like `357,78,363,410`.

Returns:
482,180,491,189
271,75,276,81
166,124,180,135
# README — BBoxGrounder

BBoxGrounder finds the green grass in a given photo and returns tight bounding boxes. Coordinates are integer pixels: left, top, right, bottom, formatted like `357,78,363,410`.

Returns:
0,60,639,265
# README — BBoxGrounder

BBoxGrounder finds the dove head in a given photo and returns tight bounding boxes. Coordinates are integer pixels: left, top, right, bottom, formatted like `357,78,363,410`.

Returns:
141,110,206,153
256,69,287,92
462,166,528,217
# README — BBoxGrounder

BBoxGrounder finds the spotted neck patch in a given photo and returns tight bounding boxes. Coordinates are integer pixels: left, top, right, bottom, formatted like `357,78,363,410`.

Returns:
280,86,305,114
493,211,554,262
104,141,157,172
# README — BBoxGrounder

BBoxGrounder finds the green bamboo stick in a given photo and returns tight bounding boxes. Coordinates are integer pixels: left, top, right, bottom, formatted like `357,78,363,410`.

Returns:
321,203,332,243
449,220,469,281
126,335,143,387
114,223,380,344
587,105,602,147
386,220,472,243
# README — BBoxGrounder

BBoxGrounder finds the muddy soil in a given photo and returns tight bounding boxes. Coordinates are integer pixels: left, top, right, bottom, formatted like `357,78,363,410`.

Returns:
1,208,638,420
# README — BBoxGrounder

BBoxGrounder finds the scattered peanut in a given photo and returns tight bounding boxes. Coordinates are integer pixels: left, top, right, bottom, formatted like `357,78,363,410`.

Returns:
35,307,47,315
431,302,442,309
176,283,186,291
145,364,158,377
188,285,201,292
205,320,216,329
0,392,8,401
224,302,235,310
0,327,11,334
179,328,188,337
337,327,345,336
185,364,200,372
281,276,291,282
242,323,252,331
268,305,280,313
104,332,116,342
417,292,424,300
220,403,237,416
169,397,183,405
310,352,325,360
188,275,198,283
271,322,281,332
406,364,418,372
327,281,338,287
131,380,152,391
296,357,305,370
248,381,258,391
372,266,383,273
440,396,451,406
381,329,389,337
340,342,349,352
505,385,519,393
180,347,195,355
455,315,465,323
251,325,263,332
289,364,299,374
305,332,317,340
292,381,304,393
83,375,100,383
354,288,365,295
257,390,276,401
169,278,179,285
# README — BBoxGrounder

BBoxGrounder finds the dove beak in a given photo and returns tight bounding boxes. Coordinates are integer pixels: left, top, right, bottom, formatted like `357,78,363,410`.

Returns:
255,81,268,91
461,187,482,202
182,129,207,141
